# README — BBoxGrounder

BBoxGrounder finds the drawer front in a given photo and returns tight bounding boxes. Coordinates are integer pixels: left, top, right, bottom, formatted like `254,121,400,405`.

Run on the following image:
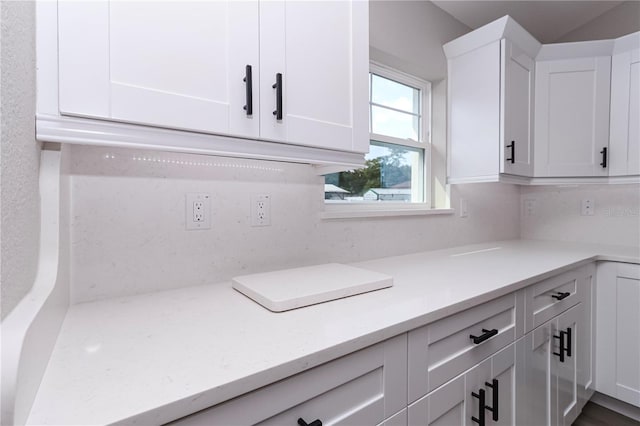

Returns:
408,293,521,402
169,334,407,425
524,265,587,333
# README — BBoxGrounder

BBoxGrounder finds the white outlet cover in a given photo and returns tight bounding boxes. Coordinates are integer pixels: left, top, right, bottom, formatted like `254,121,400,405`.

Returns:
251,194,271,227
186,193,211,230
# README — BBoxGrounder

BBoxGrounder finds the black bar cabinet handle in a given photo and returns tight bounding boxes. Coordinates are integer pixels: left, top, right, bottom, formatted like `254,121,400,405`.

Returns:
600,147,608,168
297,418,322,426
485,379,499,421
553,330,566,363
272,72,283,120
471,388,486,426
506,141,515,164
470,328,498,345
551,291,570,301
243,65,253,116
566,327,572,357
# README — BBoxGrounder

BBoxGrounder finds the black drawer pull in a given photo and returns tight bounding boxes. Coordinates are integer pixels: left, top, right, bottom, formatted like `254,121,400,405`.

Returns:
243,64,253,116
471,388,486,426
553,330,567,363
551,291,570,301
272,73,283,120
470,328,498,345
485,379,499,421
297,418,321,426
506,141,515,164
600,147,607,168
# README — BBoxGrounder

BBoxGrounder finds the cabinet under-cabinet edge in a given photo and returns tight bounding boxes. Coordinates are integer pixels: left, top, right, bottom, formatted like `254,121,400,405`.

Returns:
35,0,369,170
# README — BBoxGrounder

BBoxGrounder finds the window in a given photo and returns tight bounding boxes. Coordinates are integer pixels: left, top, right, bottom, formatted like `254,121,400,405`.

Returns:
325,63,431,205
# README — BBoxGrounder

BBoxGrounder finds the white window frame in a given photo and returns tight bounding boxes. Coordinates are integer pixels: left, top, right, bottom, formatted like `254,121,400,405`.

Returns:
322,62,444,219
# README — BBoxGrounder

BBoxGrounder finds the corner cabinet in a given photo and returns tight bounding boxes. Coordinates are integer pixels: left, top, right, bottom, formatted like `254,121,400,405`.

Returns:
534,47,612,178
37,0,369,167
445,16,540,184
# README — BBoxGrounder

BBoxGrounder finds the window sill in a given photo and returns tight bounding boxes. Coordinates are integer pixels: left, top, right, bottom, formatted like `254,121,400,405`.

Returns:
320,203,454,220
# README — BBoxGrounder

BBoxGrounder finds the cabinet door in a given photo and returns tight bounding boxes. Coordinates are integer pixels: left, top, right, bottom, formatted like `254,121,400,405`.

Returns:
491,343,518,426
259,0,369,153
609,46,640,176
577,264,596,410
58,1,260,138
520,322,554,426
596,262,640,407
554,304,580,426
408,375,467,426
534,56,611,177
501,40,535,176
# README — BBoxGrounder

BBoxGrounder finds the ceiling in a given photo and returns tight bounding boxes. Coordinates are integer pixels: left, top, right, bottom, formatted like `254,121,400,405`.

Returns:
431,1,625,43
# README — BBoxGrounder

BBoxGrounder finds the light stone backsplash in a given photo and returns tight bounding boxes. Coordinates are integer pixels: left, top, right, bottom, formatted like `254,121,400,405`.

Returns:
69,145,521,304
520,184,640,247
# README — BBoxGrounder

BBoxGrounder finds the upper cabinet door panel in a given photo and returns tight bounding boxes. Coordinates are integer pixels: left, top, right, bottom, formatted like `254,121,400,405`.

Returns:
259,0,369,152
59,1,260,138
108,1,259,137
610,48,640,176
502,40,534,176
534,56,611,177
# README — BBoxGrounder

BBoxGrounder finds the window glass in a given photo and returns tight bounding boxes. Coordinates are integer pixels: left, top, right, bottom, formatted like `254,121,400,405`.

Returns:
371,74,420,114
325,141,423,202
371,106,420,141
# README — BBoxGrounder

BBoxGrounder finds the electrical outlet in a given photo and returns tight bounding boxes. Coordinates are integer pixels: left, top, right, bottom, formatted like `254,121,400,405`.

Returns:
459,198,468,218
581,198,595,216
524,199,537,216
251,194,271,227
186,193,211,230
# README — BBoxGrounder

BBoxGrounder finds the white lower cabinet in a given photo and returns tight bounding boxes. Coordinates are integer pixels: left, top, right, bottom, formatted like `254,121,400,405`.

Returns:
596,262,640,407
408,343,517,426
518,304,582,426
169,334,407,425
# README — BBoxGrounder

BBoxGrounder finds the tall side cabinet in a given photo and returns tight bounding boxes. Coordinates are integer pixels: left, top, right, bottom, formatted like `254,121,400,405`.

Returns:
445,16,540,184
609,33,640,176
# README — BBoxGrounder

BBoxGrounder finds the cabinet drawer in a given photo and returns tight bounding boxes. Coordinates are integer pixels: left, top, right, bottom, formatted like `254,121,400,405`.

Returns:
524,265,587,333
169,334,407,425
408,293,521,402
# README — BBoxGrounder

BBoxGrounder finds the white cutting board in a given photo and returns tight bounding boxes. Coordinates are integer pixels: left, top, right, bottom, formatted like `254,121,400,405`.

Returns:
232,263,393,312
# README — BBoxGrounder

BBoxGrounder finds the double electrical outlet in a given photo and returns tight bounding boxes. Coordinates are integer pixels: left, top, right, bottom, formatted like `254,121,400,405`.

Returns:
185,193,271,230
251,194,271,227
186,193,211,230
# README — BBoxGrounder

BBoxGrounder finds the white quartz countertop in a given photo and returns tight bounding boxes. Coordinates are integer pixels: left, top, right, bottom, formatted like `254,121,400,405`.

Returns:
26,239,640,425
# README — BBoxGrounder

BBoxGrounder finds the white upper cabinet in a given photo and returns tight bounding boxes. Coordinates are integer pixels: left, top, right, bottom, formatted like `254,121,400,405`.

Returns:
609,32,640,177
445,16,541,184
259,1,369,152
59,1,260,138
502,39,536,176
534,43,612,178
49,0,369,165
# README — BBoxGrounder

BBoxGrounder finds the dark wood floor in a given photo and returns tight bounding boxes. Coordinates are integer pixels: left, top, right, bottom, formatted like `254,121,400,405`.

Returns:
573,402,640,426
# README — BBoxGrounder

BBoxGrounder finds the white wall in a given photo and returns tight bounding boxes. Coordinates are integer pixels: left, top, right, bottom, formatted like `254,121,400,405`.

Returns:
521,185,640,247
69,145,521,303
0,1,41,320
370,0,470,81
557,1,640,42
